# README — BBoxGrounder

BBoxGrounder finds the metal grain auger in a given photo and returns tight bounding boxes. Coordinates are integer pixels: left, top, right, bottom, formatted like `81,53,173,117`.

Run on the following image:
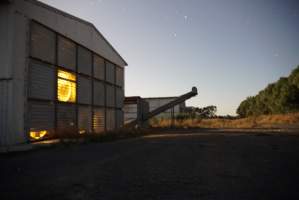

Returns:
125,87,198,128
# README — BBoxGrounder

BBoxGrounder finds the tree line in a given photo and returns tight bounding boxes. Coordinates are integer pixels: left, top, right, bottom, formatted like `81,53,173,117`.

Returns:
237,65,299,117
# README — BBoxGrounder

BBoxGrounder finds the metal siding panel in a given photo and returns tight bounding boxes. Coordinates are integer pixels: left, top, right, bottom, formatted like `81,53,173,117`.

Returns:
57,36,76,70
78,76,91,104
106,109,115,131
93,108,105,133
93,80,105,106
78,46,92,75
0,81,10,146
124,104,137,112
78,106,92,133
57,103,76,131
116,88,124,108
93,55,105,80
28,60,55,100
116,110,123,128
106,85,115,107
116,67,124,87
30,22,55,64
106,62,115,84
28,101,54,131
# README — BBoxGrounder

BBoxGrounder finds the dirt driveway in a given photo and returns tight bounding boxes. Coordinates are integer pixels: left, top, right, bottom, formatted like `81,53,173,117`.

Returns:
1,131,299,199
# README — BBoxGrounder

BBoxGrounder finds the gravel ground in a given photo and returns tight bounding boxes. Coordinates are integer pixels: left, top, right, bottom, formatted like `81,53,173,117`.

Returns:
1,131,299,200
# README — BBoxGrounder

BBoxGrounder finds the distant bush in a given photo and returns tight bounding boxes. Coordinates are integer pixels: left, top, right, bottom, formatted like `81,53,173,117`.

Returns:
237,66,299,117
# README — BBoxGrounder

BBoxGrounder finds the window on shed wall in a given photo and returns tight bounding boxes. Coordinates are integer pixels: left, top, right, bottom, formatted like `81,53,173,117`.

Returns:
57,69,76,103
116,67,124,87
78,75,92,104
106,85,115,107
58,36,76,71
30,22,56,64
78,46,92,75
94,55,105,80
28,60,55,100
106,62,115,84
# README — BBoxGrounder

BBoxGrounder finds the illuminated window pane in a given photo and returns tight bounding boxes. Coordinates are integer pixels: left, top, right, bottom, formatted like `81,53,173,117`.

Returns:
57,70,76,102
58,70,76,81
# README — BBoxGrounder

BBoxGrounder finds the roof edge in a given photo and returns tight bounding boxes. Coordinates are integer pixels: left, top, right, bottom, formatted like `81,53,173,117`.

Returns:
26,0,127,66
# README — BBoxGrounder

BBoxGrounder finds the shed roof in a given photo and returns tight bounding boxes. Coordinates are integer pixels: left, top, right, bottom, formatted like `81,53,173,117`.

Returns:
17,0,127,67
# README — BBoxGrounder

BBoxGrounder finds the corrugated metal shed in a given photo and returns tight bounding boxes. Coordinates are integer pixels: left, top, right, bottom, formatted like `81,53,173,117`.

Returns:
0,0,127,149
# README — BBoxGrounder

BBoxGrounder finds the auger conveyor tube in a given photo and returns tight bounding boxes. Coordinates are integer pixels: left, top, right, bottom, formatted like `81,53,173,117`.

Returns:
126,87,198,128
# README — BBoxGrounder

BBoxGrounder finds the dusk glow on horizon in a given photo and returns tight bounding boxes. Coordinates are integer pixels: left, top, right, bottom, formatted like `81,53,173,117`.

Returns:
41,0,299,115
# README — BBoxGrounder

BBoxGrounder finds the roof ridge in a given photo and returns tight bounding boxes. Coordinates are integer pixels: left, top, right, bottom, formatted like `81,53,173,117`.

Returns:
26,0,127,66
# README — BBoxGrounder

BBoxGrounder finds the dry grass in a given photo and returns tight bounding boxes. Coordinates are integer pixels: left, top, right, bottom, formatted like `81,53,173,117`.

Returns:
150,113,299,129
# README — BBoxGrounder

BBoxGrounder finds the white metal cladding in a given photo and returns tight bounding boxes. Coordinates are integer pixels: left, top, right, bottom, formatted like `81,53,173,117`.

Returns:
116,67,124,87
57,35,76,70
106,61,115,84
106,85,115,107
123,104,137,113
93,108,105,133
116,88,124,108
78,106,92,133
93,55,105,80
78,76,92,104
28,60,55,100
116,110,123,128
56,104,76,131
28,101,54,131
30,21,55,64
106,109,115,131
78,46,92,76
124,104,137,124
93,80,105,106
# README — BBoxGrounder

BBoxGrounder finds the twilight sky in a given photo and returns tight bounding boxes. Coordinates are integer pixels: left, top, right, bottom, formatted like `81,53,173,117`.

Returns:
40,0,299,115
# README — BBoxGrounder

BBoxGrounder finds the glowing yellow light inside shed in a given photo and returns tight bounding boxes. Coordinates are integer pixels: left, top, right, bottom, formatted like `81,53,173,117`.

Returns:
30,130,48,140
57,70,76,102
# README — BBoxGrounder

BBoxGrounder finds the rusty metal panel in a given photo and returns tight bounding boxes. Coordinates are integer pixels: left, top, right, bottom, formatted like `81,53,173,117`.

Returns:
106,85,115,107
93,80,105,106
57,35,76,70
56,103,76,131
93,108,105,133
30,22,55,64
93,55,105,80
78,46,92,76
106,109,115,131
116,67,124,87
116,109,123,128
28,101,54,131
106,61,115,84
78,76,91,105
116,87,124,108
78,106,92,134
28,60,55,100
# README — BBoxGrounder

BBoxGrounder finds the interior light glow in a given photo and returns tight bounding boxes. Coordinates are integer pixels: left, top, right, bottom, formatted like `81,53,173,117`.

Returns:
57,69,76,102
30,130,48,140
